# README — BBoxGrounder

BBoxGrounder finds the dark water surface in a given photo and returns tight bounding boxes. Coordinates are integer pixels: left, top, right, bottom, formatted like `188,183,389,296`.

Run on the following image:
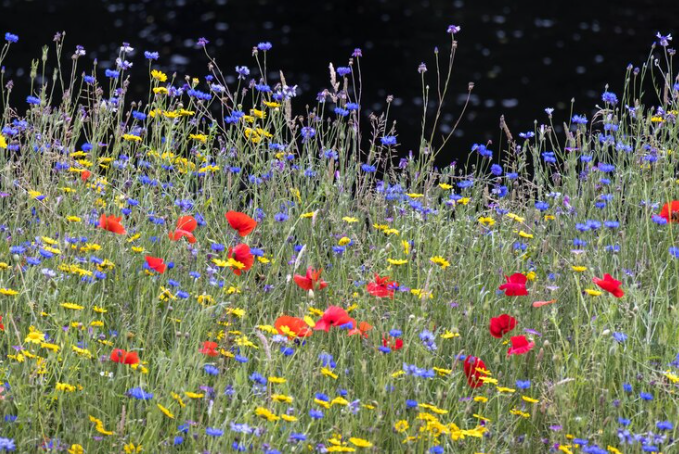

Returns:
1,0,677,161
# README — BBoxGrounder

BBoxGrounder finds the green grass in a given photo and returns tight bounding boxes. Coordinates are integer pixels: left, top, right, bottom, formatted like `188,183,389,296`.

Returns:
0,31,677,454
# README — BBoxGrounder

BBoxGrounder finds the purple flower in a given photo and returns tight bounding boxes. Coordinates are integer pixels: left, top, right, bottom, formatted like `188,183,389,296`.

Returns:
447,25,461,34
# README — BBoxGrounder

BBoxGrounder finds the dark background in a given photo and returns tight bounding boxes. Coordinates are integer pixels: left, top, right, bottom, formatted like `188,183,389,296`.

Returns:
1,0,677,162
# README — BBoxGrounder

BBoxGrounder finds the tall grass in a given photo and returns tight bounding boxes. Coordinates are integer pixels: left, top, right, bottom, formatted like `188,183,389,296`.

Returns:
0,29,677,453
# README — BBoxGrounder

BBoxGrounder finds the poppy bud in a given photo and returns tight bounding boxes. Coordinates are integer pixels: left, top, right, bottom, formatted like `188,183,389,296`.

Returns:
308,289,315,299
602,329,611,336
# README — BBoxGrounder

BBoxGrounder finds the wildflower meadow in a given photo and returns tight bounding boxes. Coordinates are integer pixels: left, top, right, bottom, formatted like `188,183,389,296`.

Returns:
0,27,678,454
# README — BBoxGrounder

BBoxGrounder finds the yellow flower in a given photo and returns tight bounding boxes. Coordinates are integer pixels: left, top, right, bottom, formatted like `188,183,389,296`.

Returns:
189,133,208,143
571,266,587,272
430,256,450,268
157,403,175,419
61,302,84,310
348,438,373,448
184,391,204,399
300,211,316,218
433,367,452,376
151,69,168,82
474,396,488,403
478,216,495,226
68,445,85,454
406,193,423,198
457,197,471,205
171,392,186,407
153,86,168,94
0,288,18,296
387,258,408,266
338,237,352,246
342,216,359,223
525,271,537,281
251,109,266,119
506,212,525,223
122,134,142,142
522,395,539,404
0,134,6,148
255,407,280,421
585,289,603,296
25,327,46,344
123,442,143,453
439,183,453,190
40,342,60,352
441,330,459,339
271,394,293,403
321,367,338,379
72,346,92,359
56,382,77,392
518,230,534,239
394,420,409,432
268,376,287,384
280,414,297,422
496,386,516,393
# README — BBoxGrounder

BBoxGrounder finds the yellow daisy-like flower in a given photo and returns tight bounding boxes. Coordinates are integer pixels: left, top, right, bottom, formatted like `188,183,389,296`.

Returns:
157,403,175,419
0,134,7,149
438,183,453,190
571,266,587,272
151,69,168,82
0,288,18,296
518,230,534,239
321,367,338,379
61,302,84,310
342,216,359,223
478,216,495,226
585,289,603,296
348,438,373,448
338,236,352,246
387,258,408,266
184,391,204,399
394,420,409,432
430,256,450,268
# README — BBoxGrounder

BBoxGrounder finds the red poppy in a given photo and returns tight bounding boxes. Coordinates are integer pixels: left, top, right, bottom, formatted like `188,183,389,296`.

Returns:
199,341,219,357
382,336,404,351
98,214,126,235
274,315,313,338
0,315,5,331
489,314,517,338
348,321,373,338
498,273,528,296
226,211,257,237
463,356,487,388
659,201,679,223
507,335,535,356
110,348,140,365
592,274,624,298
169,215,198,244
313,306,354,332
366,274,398,298
227,244,255,276
145,256,167,274
81,170,92,181
293,267,328,291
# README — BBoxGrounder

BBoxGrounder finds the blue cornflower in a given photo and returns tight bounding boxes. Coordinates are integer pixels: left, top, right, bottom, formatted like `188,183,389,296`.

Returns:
542,151,556,163
234,354,248,363
473,143,492,158
0,437,16,451
430,447,444,454
516,380,531,389
613,332,627,343
132,111,146,121
309,409,324,419
257,42,272,51
235,66,250,79
127,387,154,400
361,164,376,173
205,427,223,437
599,163,616,173
457,180,474,189
652,215,668,225
572,114,588,124
656,421,673,431
380,136,397,146
604,221,620,229
105,69,120,78
26,96,41,105
506,172,519,179
289,433,307,442
378,346,391,354
669,247,679,259
337,66,351,77
602,91,619,105
204,364,219,375
4,33,18,43
623,383,632,392
406,399,418,408
640,392,653,401
618,417,631,426
389,329,402,337
144,51,159,60
346,102,359,110
490,164,503,176
535,201,550,211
